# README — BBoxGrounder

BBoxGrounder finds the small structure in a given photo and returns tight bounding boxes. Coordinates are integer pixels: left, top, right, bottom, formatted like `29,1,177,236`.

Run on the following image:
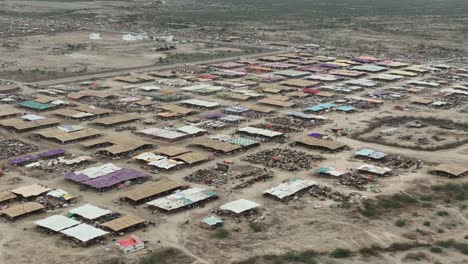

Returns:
68,204,112,221
263,178,316,201
294,137,347,152
138,127,188,141
100,214,146,233
335,105,356,113
315,167,347,177
116,235,145,253
34,215,80,232
34,127,101,144
146,187,218,213
201,216,224,229
237,126,283,139
60,223,108,245
180,99,220,109
0,191,17,204
46,189,76,203
0,202,45,220
357,164,392,176
355,148,386,160
89,33,102,40
65,163,147,190
219,199,260,215
122,180,185,204
429,164,468,178
11,184,51,199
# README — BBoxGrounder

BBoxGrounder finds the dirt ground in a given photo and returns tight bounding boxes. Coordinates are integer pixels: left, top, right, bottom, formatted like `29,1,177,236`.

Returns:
0,31,247,82
0,58,467,264
0,1,467,264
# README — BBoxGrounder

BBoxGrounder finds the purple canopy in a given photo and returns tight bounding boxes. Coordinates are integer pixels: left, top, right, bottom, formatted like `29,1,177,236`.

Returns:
39,149,66,158
308,133,322,138
319,63,341,69
352,58,372,63
10,155,38,165
204,112,224,119
65,168,147,189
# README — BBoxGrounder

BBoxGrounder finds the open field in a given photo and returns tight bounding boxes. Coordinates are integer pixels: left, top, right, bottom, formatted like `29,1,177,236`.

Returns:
0,31,257,82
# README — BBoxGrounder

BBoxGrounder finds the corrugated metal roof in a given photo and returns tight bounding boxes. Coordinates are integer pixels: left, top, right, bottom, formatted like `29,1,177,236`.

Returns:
220,199,260,214
263,178,316,199
60,223,108,242
69,204,112,220
34,215,80,232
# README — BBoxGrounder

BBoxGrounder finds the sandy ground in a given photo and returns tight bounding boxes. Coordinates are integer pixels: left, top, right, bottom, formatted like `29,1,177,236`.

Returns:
0,53,466,264
0,31,246,82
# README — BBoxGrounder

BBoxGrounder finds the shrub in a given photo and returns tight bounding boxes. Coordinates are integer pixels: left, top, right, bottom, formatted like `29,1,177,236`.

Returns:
212,228,229,239
248,221,263,233
284,250,317,263
361,200,379,217
329,248,351,258
420,195,433,201
430,247,443,253
436,211,449,217
358,246,381,257
138,248,180,264
436,239,456,248
388,243,414,252
454,243,468,255
403,252,427,261
423,221,431,227
395,219,407,227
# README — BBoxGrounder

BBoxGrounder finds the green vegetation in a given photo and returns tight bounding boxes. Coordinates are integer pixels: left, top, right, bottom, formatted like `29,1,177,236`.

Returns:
248,221,263,233
358,246,381,257
138,248,186,264
436,210,449,217
430,247,443,253
141,0,468,26
423,221,431,227
360,194,418,217
360,183,468,218
403,252,428,261
252,250,318,264
431,183,468,200
212,228,230,239
388,243,417,252
395,219,407,227
436,239,468,254
329,248,352,258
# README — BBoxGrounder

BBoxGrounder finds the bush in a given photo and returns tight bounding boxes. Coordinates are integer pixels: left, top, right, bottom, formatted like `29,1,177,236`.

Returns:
421,202,433,208
436,211,449,217
248,221,263,233
285,250,317,263
436,239,456,248
138,248,180,264
361,200,379,217
423,221,431,227
329,248,351,258
358,246,381,257
212,228,229,239
420,195,433,201
454,243,468,255
395,219,407,227
403,252,427,261
388,243,414,252
430,247,443,253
